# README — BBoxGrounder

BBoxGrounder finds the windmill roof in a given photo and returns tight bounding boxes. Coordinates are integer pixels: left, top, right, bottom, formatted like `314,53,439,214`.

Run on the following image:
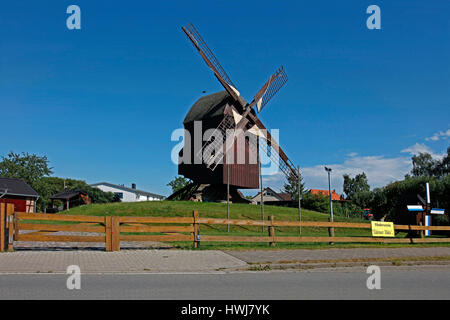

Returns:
50,190,87,200
183,91,248,124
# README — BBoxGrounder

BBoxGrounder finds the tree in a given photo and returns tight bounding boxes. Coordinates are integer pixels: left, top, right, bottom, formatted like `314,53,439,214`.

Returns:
302,192,329,213
167,176,191,193
343,172,371,208
343,172,370,198
283,170,306,202
410,152,439,177
436,147,450,177
0,151,52,191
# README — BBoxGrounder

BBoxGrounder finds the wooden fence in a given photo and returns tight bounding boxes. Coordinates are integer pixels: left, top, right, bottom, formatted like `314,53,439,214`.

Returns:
1,205,450,252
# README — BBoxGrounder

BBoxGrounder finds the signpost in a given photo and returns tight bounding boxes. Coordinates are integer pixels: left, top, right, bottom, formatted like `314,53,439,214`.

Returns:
371,221,395,237
406,182,445,237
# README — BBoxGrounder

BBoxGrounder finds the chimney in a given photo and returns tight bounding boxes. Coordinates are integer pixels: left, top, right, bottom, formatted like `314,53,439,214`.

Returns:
131,183,136,190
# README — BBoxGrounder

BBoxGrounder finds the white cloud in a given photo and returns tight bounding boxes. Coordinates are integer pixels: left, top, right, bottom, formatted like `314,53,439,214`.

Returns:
300,156,411,194
401,143,434,155
254,143,445,197
401,143,444,159
260,154,411,195
425,129,450,142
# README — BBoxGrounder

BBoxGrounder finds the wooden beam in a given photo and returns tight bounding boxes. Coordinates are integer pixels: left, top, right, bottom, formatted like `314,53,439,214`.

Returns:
17,234,104,243
0,203,5,252
105,216,112,252
6,204,14,251
112,217,120,251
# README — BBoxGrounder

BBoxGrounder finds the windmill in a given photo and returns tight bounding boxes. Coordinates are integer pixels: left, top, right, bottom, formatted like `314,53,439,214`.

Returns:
169,23,298,202
407,182,445,237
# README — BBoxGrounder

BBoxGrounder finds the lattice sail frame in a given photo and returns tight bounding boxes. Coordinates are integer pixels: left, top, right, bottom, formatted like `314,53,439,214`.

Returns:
248,134,298,181
198,114,235,170
197,66,288,170
254,67,288,113
182,23,241,102
198,116,298,181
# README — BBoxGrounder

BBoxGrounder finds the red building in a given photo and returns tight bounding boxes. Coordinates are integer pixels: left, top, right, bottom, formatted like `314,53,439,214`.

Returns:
0,177,39,212
309,189,344,201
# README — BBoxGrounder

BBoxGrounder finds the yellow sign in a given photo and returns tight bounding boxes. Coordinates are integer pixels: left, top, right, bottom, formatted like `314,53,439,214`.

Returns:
371,221,395,237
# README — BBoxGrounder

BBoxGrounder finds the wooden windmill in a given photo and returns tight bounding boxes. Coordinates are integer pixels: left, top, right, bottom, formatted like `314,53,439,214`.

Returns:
169,23,298,202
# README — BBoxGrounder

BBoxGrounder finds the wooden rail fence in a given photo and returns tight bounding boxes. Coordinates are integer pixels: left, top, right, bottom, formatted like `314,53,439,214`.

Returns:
1,205,449,252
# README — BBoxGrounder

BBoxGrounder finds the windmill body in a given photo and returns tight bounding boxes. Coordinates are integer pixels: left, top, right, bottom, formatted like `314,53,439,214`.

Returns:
179,91,259,190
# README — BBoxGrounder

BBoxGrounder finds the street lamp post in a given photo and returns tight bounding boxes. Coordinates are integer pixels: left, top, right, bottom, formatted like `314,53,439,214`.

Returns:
324,166,335,242
324,167,334,222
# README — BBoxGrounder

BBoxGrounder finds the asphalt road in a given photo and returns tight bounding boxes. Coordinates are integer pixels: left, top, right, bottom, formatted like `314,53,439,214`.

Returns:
0,266,449,300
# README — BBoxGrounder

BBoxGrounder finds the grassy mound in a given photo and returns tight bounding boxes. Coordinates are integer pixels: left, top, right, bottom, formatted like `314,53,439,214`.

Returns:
65,200,360,222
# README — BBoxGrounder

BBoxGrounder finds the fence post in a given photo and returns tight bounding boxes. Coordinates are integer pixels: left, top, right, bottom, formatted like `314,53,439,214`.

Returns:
7,204,14,251
328,218,335,245
193,210,199,248
105,216,112,252
268,215,276,247
112,217,120,251
13,213,18,241
419,222,424,239
0,203,5,252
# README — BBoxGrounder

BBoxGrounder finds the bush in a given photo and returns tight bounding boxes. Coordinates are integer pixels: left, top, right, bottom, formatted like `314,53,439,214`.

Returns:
370,175,450,224
302,193,329,213
36,177,119,211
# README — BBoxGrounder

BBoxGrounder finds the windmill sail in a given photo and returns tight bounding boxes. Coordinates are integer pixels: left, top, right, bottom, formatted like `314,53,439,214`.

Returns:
198,113,236,170
246,112,298,181
198,67,289,170
252,67,288,113
182,23,243,105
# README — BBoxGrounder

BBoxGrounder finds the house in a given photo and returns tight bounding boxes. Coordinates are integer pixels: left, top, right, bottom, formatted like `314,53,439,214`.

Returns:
250,187,292,205
90,182,165,202
0,177,39,213
309,189,344,201
49,190,91,212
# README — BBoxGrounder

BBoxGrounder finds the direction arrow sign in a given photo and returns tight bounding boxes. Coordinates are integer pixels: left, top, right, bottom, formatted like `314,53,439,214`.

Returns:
431,208,445,215
407,205,424,212
425,215,431,237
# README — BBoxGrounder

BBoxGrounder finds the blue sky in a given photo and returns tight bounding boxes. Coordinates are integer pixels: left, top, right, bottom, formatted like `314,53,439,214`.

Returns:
1,1,449,196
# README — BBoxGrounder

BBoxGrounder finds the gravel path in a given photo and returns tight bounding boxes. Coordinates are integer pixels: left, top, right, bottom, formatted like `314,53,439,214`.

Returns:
0,250,247,273
14,231,173,251
225,247,450,263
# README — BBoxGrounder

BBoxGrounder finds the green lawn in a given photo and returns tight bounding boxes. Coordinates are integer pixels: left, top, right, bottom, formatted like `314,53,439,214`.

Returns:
65,200,359,222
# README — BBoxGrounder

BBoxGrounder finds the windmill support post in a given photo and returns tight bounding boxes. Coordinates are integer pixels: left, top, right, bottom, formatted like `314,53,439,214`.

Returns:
227,163,230,233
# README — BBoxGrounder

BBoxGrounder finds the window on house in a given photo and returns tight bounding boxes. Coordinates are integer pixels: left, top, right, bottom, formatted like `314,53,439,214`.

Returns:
116,192,123,199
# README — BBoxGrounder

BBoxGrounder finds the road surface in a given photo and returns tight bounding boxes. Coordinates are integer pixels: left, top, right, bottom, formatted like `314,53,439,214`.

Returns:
0,266,449,300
